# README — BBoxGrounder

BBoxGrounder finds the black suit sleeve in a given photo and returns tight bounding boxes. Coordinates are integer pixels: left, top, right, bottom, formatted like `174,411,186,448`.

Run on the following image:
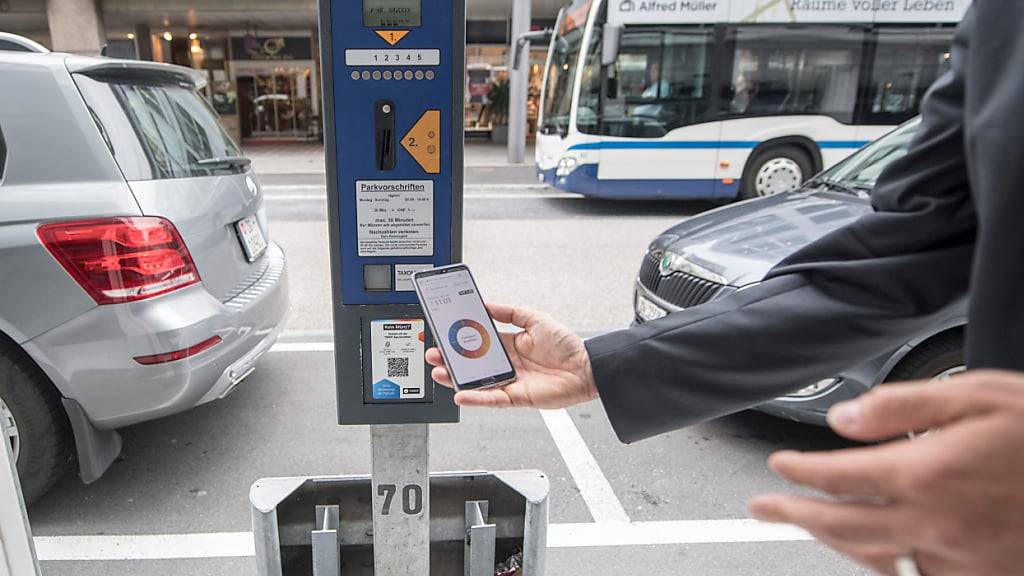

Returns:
585,10,977,444
959,4,1024,370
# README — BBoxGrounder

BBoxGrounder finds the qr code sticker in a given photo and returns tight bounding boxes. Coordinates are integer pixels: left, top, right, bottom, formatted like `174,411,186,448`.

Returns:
387,357,410,378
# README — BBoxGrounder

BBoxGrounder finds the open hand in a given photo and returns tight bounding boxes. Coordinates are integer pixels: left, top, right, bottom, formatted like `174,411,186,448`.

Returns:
425,303,598,409
748,370,1024,576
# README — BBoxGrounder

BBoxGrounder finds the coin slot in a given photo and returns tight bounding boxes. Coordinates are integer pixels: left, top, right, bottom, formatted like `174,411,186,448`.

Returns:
375,100,396,171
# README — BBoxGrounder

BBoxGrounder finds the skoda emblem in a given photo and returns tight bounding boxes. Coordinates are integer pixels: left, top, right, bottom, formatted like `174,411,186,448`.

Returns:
659,254,673,276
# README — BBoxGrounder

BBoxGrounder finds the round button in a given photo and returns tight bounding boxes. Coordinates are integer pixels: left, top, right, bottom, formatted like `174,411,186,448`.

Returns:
404,70,414,80
414,70,424,80
425,70,435,80
361,71,371,80
350,71,359,80
372,70,382,80
383,70,392,80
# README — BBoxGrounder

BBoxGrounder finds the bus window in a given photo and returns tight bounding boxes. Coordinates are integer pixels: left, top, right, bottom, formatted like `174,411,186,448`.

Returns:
589,28,713,138
576,25,603,134
722,26,864,123
659,31,714,127
863,29,953,125
540,0,592,137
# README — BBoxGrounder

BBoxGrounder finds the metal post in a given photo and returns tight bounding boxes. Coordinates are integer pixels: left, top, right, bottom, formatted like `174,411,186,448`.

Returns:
464,501,496,576
371,424,430,575
507,0,532,164
312,505,341,576
0,427,40,576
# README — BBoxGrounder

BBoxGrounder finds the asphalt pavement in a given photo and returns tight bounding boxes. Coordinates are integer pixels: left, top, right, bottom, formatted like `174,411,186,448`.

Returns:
30,159,869,575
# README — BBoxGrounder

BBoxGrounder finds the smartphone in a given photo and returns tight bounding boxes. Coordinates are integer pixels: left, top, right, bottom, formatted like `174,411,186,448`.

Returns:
412,264,516,391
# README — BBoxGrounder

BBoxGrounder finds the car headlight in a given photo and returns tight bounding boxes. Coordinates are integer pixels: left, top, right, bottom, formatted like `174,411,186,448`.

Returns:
555,156,579,177
658,251,728,285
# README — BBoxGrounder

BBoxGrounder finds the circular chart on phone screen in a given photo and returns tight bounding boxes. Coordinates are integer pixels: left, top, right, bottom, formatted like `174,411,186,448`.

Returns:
447,319,491,359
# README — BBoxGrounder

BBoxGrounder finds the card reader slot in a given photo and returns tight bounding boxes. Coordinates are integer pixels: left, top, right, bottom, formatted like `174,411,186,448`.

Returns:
375,100,396,171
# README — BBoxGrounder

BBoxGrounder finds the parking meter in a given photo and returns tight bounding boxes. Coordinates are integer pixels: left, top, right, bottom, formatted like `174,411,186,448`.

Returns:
317,0,464,571
320,0,463,426
249,5,547,573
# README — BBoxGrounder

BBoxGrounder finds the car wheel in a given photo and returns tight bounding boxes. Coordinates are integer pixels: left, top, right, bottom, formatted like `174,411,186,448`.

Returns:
741,145,814,200
0,347,73,505
886,332,965,383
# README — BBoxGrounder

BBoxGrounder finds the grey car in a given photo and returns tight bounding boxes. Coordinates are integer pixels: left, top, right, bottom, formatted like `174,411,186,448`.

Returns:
633,119,965,426
0,51,288,503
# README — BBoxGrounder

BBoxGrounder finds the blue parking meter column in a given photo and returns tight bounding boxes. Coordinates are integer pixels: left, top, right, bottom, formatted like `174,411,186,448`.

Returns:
320,0,463,424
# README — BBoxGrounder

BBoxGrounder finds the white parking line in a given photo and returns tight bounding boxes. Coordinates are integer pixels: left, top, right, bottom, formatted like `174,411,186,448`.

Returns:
261,183,551,192
271,332,613,352
269,341,334,353
540,409,631,524
549,520,813,547
33,521,812,561
35,532,255,561
262,192,581,201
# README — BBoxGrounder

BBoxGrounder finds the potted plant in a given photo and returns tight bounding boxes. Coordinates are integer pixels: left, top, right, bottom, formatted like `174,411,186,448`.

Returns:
488,78,510,144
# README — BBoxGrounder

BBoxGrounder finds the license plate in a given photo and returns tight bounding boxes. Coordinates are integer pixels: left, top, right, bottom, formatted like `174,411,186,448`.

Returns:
636,293,668,322
235,214,267,262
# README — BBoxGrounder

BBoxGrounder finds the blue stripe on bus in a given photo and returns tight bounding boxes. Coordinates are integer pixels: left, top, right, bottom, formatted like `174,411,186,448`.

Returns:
567,140,869,151
541,164,740,200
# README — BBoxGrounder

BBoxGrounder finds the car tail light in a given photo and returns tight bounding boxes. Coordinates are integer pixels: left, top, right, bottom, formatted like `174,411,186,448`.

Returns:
37,217,200,305
133,335,222,365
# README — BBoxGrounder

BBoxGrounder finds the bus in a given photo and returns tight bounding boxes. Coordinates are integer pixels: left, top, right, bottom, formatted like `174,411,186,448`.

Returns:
535,0,970,200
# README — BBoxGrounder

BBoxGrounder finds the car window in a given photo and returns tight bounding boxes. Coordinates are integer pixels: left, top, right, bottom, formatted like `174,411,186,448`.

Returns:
0,39,34,52
815,118,921,191
74,74,242,181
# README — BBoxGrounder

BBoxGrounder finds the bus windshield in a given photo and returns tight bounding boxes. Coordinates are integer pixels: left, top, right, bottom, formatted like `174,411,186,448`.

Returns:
541,0,591,136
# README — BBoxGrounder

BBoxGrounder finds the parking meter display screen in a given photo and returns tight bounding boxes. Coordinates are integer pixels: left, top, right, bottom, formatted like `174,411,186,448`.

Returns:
415,268,515,389
364,0,421,27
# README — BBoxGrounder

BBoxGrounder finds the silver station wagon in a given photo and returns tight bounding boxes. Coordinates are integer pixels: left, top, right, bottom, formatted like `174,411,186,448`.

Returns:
0,51,288,503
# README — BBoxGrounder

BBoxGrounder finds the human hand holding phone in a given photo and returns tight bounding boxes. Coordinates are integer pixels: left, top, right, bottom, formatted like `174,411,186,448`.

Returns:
425,303,599,409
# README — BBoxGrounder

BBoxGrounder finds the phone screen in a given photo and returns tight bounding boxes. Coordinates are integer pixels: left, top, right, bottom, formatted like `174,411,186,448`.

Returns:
414,266,515,389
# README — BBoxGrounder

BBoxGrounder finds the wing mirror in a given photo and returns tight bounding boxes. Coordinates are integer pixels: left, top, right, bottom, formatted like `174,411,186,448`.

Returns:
512,29,553,71
602,23,623,66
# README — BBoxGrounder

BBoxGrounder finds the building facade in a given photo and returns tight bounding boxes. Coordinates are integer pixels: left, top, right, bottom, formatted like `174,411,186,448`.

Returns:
0,0,561,143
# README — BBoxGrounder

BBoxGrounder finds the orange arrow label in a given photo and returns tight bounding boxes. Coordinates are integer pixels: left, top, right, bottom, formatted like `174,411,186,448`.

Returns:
402,110,440,174
375,30,410,46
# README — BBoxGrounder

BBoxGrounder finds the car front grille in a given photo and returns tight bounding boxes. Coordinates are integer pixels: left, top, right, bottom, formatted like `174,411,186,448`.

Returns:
638,252,725,309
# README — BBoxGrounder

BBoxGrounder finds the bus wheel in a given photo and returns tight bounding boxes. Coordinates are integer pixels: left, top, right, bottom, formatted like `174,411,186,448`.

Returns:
741,145,813,199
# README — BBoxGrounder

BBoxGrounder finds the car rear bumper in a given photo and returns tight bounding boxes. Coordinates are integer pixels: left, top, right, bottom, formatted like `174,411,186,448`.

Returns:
24,242,289,429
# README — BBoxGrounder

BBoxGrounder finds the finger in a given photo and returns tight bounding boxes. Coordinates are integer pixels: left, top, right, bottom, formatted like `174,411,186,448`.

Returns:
425,347,444,367
827,374,1003,441
498,332,525,366
453,389,513,407
431,366,453,387
486,303,544,330
747,494,912,547
812,534,903,576
768,446,910,498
